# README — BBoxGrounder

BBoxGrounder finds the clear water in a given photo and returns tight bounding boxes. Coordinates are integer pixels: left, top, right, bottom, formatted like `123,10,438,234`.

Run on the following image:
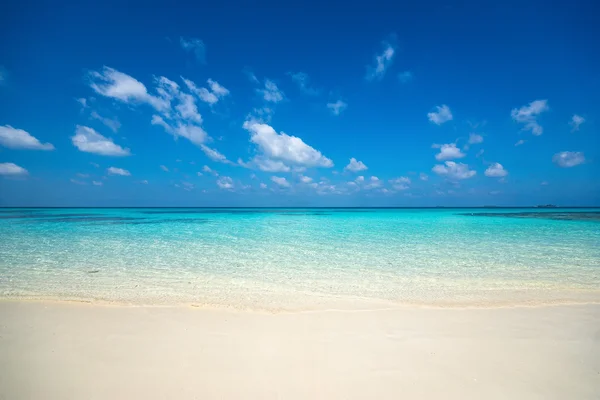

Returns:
1,208,599,310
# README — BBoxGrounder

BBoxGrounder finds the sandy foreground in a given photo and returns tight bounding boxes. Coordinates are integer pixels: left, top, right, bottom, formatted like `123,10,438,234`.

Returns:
0,301,599,400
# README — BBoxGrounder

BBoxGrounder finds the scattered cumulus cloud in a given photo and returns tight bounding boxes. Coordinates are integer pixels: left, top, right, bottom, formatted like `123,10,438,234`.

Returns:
355,176,365,183
90,111,121,132
0,125,54,150
260,183,267,189
183,78,229,106
203,165,218,176
398,71,413,83
0,162,28,176
160,165,169,172
216,176,234,190
271,176,290,187
200,144,229,163
552,151,585,168
71,125,130,156
299,175,313,184
433,143,465,161
428,105,453,125
92,180,103,186
389,176,411,190
288,72,319,95
515,139,525,146
419,173,429,181
258,79,284,103
179,37,206,64
239,157,291,172
327,100,347,116
484,162,508,177
468,133,483,145
242,120,333,171
511,99,548,135
366,41,395,81
107,167,130,176
88,67,169,112
570,114,585,132
365,176,382,189
432,161,476,180
344,158,368,172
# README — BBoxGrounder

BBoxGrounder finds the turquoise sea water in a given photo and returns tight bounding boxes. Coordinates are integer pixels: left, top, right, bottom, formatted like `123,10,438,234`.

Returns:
1,208,599,310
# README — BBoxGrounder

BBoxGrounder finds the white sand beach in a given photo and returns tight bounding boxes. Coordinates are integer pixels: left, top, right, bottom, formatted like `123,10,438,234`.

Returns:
1,301,599,399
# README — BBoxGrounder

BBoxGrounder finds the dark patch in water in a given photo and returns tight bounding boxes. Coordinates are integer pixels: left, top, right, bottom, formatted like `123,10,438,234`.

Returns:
87,270,100,274
139,209,370,215
277,212,332,216
459,211,600,222
0,213,99,220
21,216,144,224
101,218,210,225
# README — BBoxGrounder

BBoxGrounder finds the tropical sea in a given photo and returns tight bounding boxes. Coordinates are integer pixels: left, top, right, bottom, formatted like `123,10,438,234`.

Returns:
0,208,599,310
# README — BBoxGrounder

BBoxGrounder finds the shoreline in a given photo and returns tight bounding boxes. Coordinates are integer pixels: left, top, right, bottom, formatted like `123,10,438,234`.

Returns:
2,294,600,312
1,300,599,399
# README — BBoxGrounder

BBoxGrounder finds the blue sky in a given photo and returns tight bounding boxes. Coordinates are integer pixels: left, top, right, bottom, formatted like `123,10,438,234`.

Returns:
1,0,598,206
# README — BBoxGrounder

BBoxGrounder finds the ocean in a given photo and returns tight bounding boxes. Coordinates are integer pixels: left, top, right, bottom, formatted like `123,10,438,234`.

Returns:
1,208,599,310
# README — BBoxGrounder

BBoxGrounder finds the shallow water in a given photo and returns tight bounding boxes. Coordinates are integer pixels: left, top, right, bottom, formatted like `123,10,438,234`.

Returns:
1,208,599,309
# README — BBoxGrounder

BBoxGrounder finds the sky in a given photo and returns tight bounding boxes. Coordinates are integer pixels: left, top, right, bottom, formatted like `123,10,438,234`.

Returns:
0,0,599,207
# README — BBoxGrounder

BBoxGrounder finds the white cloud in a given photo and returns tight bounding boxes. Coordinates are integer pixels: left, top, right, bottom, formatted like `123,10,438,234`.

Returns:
419,172,428,181
0,162,28,176
76,98,88,109
398,71,413,83
71,125,130,156
90,111,121,132
258,80,284,103
468,133,483,144
90,162,100,168
240,157,291,172
260,183,267,189
366,42,395,81
151,115,208,146
552,151,585,168
432,161,476,180
344,157,368,172
242,120,333,169
92,180,103,186
216,176,234,190
570,114,585,132
389,176,411,190
511,99,548,135
89,67,169,112
355,176,365,183
515,139,525,146
271,176,290,187
203,165,218,176
288,72,319,95
428,105,453,125
175,93,202,123
140,180,148,184
200,144,228,163
299,175,313,183
107,167,130,176
183,78,229,106
0,125,54,150
70,178,86,185
160,165,169,172
365,176,382,189
327,100,348,116
180,37,206,63
207,79,229,97
484,163,508,177
433,143,465,161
